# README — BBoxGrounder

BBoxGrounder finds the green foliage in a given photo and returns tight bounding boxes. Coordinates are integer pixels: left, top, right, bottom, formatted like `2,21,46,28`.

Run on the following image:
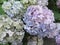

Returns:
0,5,5,15
48,0,60,21
0,0,7,3
0,0,7,15
54,11,60,20
0,0,4,3
48,0,58,11
0,43,9,45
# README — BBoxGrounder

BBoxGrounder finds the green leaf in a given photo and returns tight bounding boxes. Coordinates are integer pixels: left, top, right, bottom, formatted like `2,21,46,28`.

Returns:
0,0,4,3
0,5,5,15
0,0,7,3
54,11,60,20
48,0,58,11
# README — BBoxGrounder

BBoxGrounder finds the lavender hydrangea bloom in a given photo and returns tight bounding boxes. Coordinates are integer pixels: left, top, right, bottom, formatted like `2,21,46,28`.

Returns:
55,23,60,45
55,35,60,44
23,5,55,37
55,35,60,45
56,0,60,8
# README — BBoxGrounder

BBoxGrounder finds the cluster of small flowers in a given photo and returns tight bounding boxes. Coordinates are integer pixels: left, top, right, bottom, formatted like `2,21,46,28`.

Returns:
2,0,23,18
55,23,60,45
20,0,37,5
2,0,60,44
55,35,60,44
0,15,24,44
2,0,25,44
56,0,60,8
37,0,48,6
23,5,56,38
20,0,37,9
2,0,48,18
20,0,48,9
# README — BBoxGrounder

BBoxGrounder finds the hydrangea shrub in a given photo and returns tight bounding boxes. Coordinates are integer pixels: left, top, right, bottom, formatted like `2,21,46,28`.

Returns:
0,0,60,45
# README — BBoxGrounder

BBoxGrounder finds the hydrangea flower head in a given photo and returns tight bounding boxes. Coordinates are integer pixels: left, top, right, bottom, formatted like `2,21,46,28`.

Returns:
56,0,60,8
23,5,55,37
0,15,24,43
2,0,23,18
